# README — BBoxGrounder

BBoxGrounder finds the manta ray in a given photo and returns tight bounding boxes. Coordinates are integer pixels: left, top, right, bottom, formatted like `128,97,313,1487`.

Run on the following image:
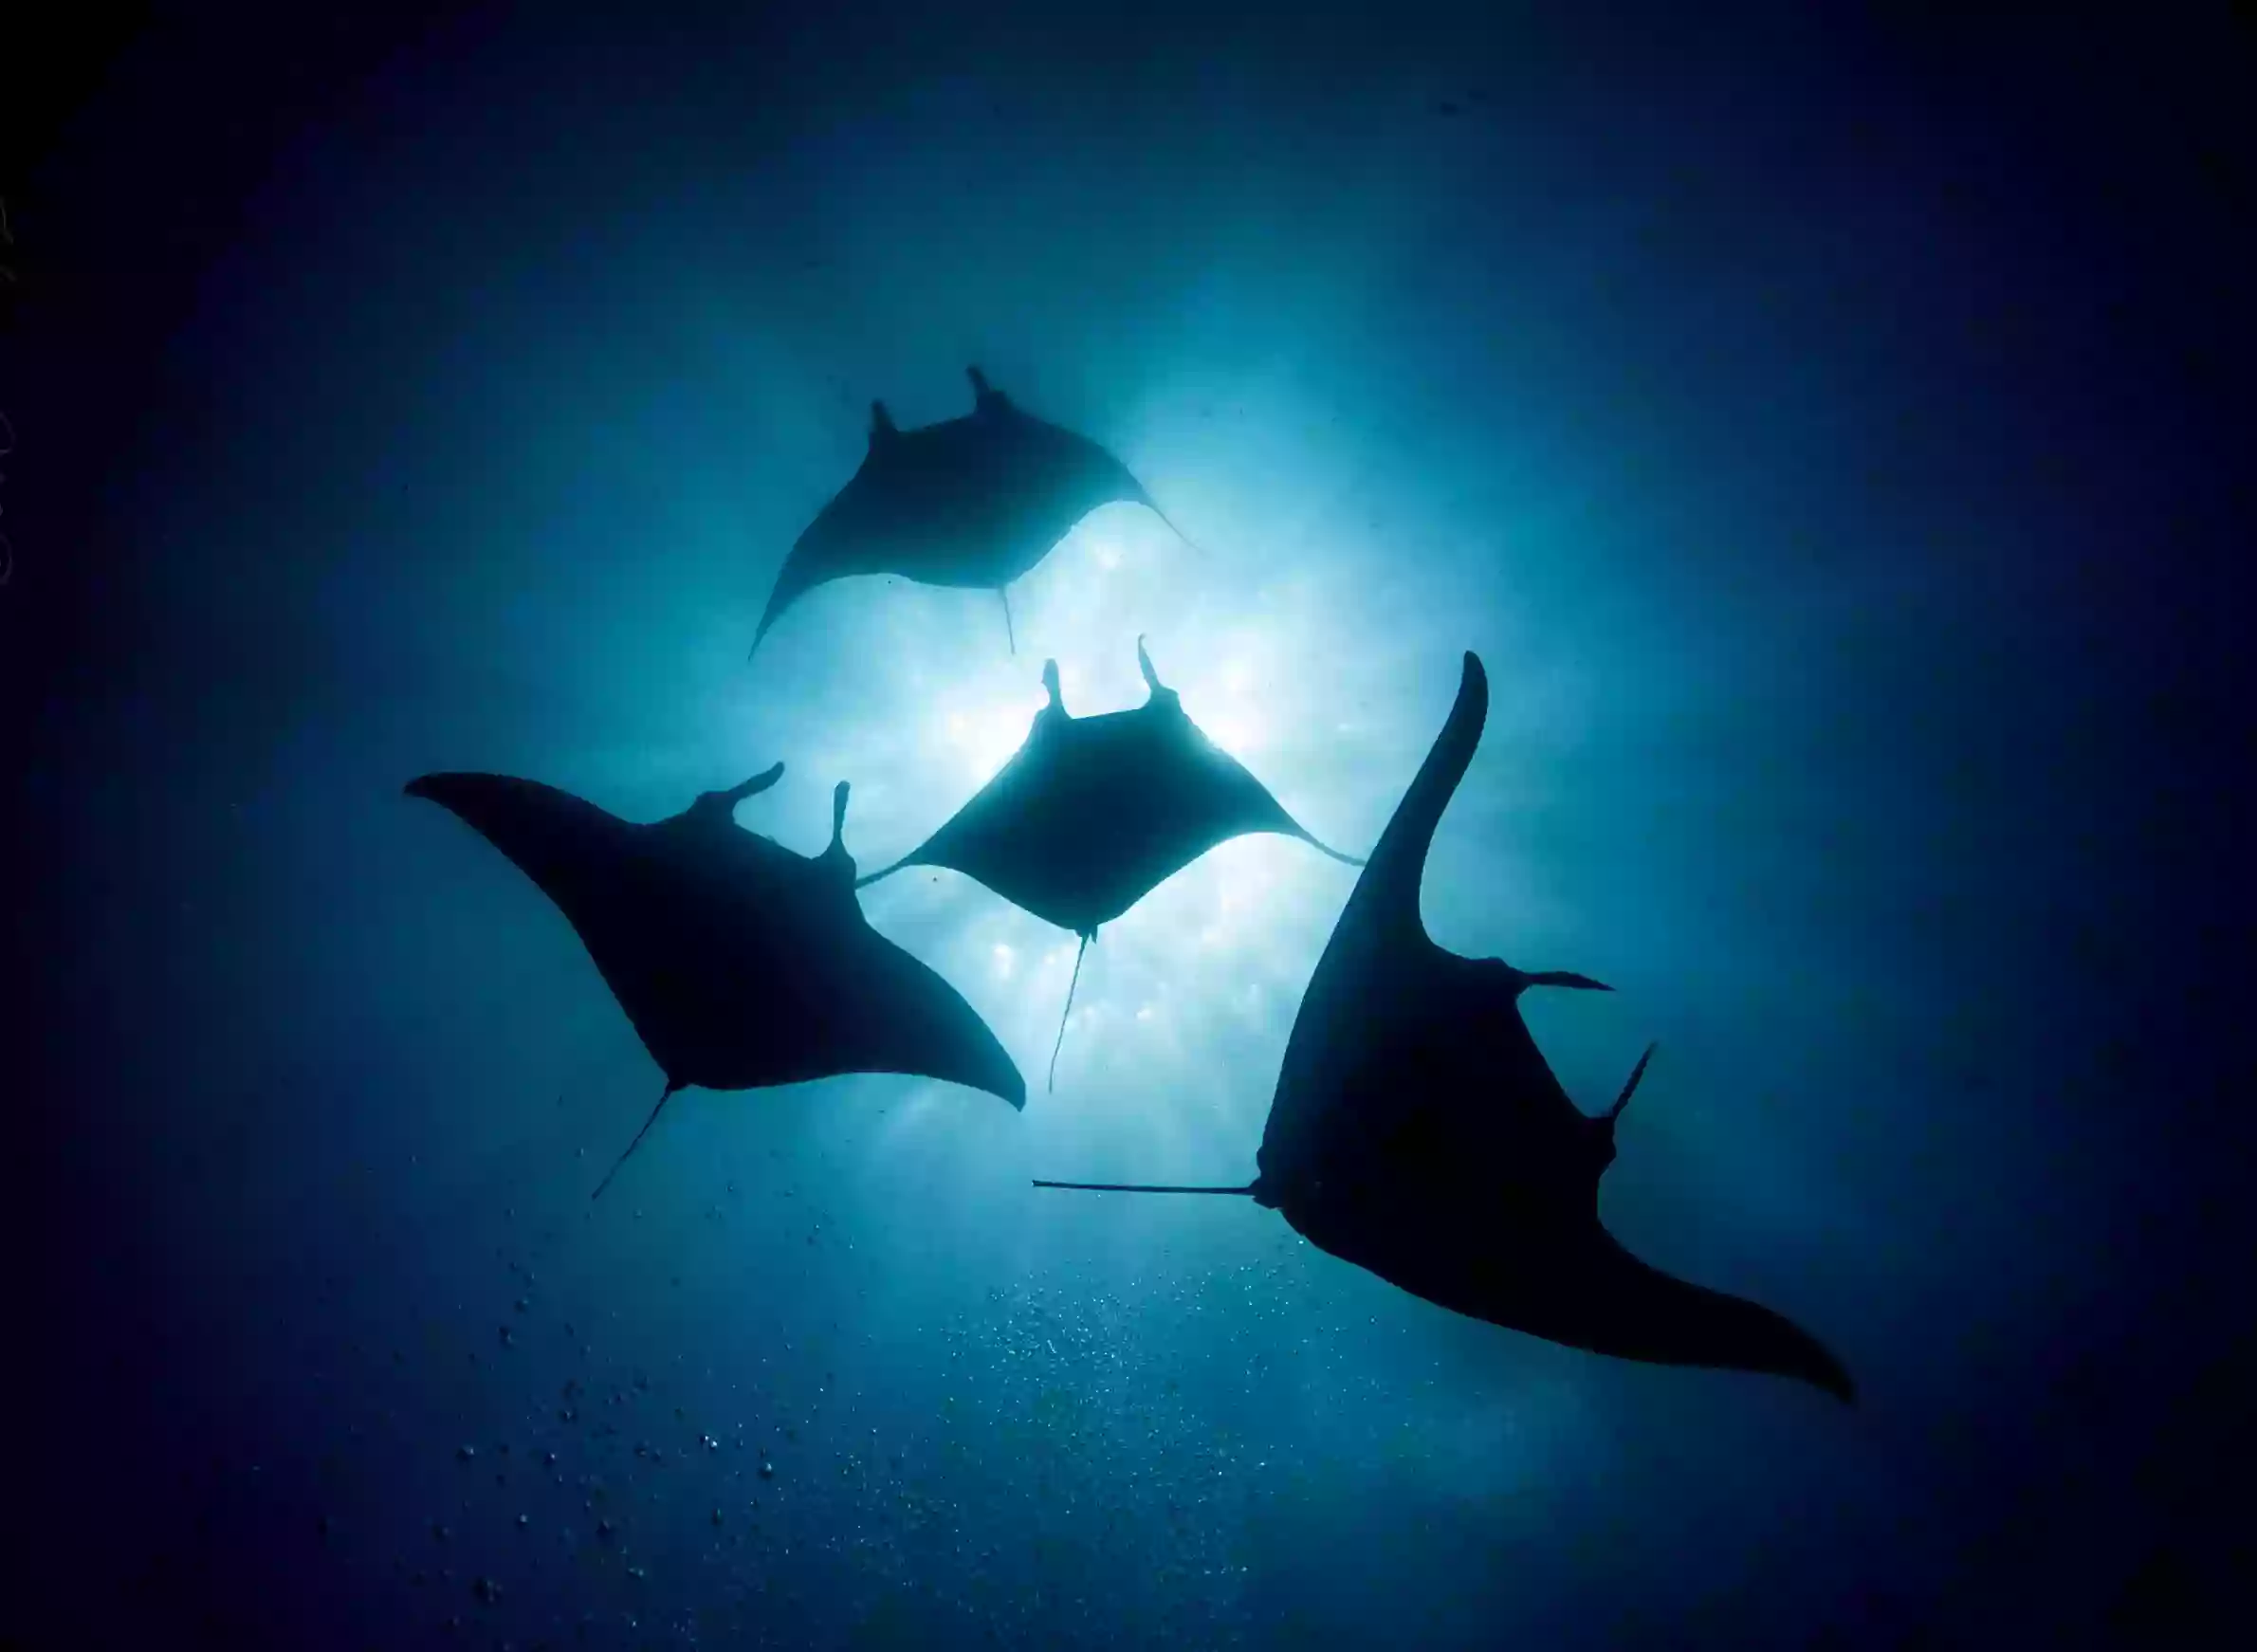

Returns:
1035,653,1856,1402
855,636,1366,1089
749,365,1193,659
404,761,1025,1196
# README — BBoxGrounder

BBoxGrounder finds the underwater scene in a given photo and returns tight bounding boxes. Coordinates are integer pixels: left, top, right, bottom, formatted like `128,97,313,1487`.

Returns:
9,4,2248,1648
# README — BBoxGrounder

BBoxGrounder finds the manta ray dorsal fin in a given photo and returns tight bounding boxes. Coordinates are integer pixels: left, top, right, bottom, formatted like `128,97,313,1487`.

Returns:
1349,652,1490,944
1041,659,1066,715
869,400,899,446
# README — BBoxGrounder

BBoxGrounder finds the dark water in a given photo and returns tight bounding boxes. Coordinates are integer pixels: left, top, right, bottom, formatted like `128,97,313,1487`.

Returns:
9,5,2249,1647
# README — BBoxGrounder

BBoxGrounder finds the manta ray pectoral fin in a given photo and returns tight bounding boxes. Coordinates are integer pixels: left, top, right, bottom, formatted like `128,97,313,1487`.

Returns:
1599,1239,1859,1403
1350,652,1488,943
747,575,805,663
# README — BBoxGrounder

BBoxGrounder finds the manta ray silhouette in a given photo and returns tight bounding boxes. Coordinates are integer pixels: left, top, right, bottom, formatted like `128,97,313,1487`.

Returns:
855,636,1367,1090
1034,653,1856,1403
749,365,1194,660
404,762,1026,1198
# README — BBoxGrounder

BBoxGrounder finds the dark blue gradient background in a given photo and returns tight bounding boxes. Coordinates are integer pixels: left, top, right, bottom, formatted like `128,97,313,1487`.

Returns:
6,5,2248,1647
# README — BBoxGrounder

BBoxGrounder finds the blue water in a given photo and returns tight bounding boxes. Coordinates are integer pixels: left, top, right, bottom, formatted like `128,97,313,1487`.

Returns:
10,6,2248,1648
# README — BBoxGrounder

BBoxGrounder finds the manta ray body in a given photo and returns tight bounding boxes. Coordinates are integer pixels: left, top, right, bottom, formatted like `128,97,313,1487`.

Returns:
751,366,1191,657
1037,653,1856,1402
856,637,1365,1087
406,762,1025,1195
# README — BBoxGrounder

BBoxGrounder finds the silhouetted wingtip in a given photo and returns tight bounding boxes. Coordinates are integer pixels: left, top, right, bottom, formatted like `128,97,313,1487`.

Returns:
404,773,474,806
1783,1332,1857,1404
747,583,798,663
1445,652,1490,737
977,1062,1028,1112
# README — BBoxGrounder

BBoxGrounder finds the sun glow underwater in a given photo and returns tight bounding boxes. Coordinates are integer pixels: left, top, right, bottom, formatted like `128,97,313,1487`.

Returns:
403,366,1852,1404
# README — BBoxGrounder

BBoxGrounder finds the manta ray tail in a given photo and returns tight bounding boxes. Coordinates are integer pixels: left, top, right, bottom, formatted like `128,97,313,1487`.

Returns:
592,1079,682,1201
1033,1180,1257,1195
853,854,920,890
1047,932,1093,1092
1000,587,1017,654
1296,830,1368,870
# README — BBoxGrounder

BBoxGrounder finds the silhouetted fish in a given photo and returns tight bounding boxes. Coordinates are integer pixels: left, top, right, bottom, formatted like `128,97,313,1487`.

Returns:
1035,653,1856,1403
750,366,1193,659
856,636,1364,1089
405,762,1024,1197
